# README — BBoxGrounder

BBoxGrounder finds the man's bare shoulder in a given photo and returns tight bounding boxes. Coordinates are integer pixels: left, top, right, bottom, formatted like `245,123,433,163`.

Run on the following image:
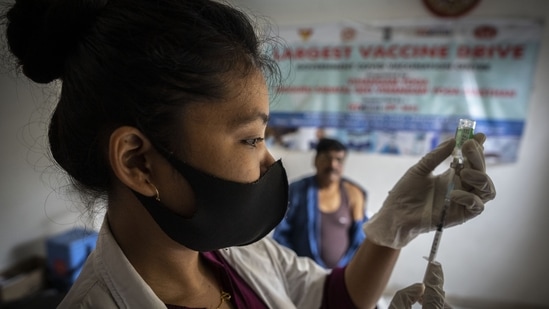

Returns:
343,180,366,199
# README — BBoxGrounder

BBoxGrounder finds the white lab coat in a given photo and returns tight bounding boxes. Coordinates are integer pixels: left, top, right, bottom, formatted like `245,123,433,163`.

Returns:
58,219,330,309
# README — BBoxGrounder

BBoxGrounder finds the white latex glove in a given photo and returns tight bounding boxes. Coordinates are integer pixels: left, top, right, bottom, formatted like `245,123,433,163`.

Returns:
389,283,425,309
389,261,451,309
364,133,496,249
422,262,448,309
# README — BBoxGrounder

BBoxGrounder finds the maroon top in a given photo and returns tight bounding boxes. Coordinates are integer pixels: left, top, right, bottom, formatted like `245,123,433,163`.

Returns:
320,181,352,268
166,250,358,309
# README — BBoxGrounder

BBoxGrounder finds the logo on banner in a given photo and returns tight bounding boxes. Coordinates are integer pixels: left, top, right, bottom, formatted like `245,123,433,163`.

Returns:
474,25,498,39
341,27,357,42
298,28,313,42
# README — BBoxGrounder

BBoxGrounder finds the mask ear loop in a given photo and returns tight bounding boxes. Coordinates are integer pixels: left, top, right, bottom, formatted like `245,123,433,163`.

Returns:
146,180,161,202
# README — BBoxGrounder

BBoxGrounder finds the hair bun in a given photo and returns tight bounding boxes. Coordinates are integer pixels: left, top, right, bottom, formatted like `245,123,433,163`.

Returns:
6,0,106,83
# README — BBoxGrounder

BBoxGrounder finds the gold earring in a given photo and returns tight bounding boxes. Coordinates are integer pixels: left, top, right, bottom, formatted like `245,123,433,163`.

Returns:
153,185,160,202
147,180,161,202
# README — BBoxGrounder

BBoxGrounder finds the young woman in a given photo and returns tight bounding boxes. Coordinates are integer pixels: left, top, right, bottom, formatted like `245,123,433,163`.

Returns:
2,0,495,308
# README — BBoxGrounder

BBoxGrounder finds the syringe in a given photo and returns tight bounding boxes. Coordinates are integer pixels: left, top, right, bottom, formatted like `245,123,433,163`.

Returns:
425,119,476,264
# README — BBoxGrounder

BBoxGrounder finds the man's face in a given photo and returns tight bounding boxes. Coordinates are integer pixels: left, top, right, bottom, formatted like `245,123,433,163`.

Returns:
314,150,346,184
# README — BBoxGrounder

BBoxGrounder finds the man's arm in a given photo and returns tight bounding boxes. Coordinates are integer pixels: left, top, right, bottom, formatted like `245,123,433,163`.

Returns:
344,181,367,221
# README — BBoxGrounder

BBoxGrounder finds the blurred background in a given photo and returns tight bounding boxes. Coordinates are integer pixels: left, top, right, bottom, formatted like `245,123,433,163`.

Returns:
1,0,548,308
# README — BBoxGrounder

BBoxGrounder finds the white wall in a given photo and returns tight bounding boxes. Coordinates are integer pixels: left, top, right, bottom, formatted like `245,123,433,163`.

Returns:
1,0,548,307
0,77,101,267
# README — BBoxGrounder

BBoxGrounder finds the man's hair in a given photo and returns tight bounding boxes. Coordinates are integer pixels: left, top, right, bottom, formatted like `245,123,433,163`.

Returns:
315,138,347,154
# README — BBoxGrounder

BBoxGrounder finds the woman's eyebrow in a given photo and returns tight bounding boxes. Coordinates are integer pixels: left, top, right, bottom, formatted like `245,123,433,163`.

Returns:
228,111,270,127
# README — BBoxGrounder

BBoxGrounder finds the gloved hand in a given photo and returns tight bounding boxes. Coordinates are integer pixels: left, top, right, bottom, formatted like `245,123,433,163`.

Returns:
364,133,496,249
389,283,424,309
389,261,451,309
422,261,448,309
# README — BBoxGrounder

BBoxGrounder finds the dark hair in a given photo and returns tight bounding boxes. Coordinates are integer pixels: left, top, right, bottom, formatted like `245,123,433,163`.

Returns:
315,138,347,154
3,0,280,198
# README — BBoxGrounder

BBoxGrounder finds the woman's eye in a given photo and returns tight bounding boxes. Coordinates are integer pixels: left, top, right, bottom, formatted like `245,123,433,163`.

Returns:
243,138,264,147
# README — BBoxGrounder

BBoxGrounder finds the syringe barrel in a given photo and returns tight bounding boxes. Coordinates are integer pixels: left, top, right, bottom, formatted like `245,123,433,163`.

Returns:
424,119,477,278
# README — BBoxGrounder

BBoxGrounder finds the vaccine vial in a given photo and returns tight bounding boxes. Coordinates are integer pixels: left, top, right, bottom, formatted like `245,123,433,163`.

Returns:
451,118,476,170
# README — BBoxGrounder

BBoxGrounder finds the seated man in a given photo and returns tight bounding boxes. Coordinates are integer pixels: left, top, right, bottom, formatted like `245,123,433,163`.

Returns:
273,138,368,268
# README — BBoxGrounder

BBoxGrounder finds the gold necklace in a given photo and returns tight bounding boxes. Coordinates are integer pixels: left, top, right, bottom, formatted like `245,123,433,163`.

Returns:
215,291,231,309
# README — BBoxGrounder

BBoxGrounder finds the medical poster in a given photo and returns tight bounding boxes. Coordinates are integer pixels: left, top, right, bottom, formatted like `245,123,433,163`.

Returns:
266,19,542,164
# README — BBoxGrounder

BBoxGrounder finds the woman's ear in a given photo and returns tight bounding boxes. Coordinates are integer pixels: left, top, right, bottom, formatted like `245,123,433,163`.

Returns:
108,126,157,197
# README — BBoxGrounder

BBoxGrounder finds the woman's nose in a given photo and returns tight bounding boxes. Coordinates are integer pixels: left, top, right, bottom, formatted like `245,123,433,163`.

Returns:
260,148,276,175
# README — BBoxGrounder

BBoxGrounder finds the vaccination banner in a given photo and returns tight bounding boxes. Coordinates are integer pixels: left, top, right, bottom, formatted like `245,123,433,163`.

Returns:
266,19,542,164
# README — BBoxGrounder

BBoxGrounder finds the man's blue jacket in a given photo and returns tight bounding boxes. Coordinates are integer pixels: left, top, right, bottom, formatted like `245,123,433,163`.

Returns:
272,175,368,268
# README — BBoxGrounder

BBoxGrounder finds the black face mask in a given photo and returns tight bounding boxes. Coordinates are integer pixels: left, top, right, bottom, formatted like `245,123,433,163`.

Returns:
132,149,289,252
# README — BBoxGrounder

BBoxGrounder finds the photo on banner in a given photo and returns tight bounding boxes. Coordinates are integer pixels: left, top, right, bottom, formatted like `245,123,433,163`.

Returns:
267,19,542,164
